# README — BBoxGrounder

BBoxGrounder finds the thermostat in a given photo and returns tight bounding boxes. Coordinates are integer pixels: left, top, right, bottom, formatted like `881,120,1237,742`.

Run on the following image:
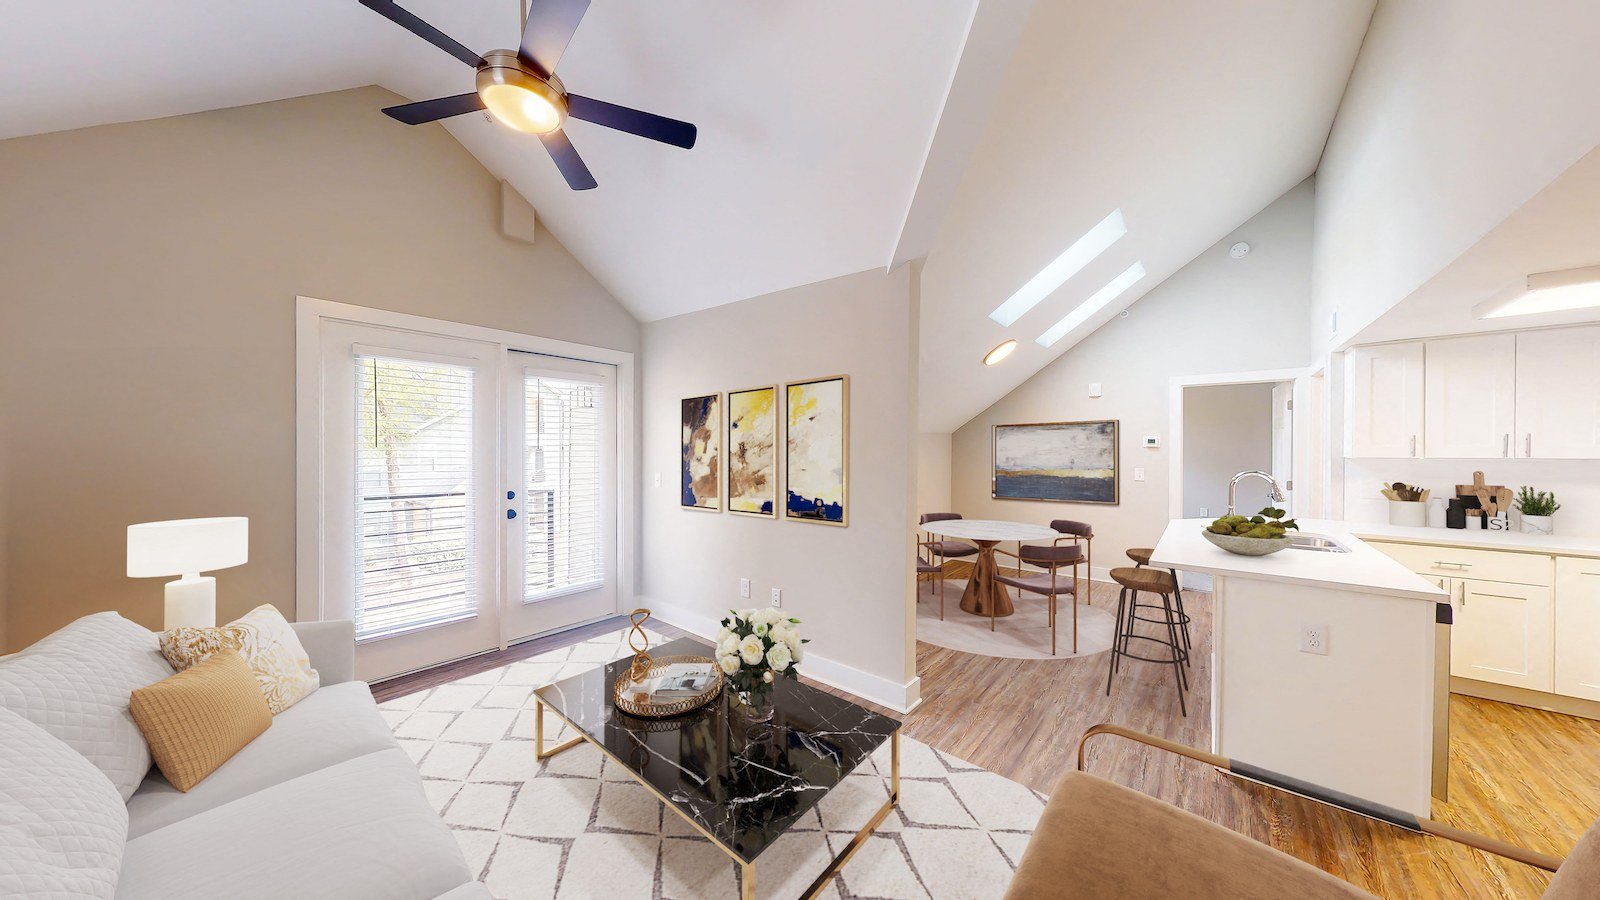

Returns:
1143,436,1161,449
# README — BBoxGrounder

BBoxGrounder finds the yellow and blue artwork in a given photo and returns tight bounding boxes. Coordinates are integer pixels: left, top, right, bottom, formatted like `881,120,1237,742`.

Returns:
681,393,720,510
785,376,847,525
728,386,777,517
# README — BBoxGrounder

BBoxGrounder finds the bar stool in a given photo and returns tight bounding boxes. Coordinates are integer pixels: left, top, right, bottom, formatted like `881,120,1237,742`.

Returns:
1106,566,1188,716
1126,547,1191,665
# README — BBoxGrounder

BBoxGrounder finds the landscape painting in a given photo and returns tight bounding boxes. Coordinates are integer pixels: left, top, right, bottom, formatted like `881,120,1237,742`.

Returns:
993,420,1118,504
681,393,721,511
727,386,778,517
785,376,848,525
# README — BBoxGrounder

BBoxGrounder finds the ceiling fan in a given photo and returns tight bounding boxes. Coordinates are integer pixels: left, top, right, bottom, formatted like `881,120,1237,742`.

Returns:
359,0,697,190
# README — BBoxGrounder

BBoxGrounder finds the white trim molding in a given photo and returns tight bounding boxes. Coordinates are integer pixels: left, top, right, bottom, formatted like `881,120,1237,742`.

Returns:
294,296,638,633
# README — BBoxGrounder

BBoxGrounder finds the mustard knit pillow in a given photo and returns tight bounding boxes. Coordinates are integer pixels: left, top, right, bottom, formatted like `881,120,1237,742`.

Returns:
160,604,319,714
129,649,271,792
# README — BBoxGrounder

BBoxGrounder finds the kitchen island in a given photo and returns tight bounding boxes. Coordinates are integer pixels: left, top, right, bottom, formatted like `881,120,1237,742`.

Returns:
1151,518,1450,817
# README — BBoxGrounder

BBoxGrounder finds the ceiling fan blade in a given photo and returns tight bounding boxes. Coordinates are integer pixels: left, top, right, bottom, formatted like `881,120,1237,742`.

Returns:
539,130,598,190
382,93,487,125
566,95,697,149
518,0,591,77
360,0,486,68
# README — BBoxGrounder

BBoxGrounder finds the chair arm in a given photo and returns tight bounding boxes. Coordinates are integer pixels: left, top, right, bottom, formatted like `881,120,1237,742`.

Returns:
291,620,356,686
1076,723,1564,873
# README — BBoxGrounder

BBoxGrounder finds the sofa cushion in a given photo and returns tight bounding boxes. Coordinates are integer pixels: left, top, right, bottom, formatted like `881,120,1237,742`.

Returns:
1003,771,1375,900
130,650,273,792
0,612,175,800
126,681,397,838
0,706,129,900
116,748,473,900
160,604,320,714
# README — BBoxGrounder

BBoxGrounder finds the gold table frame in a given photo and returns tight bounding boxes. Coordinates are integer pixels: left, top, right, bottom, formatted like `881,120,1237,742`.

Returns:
535,696,901,900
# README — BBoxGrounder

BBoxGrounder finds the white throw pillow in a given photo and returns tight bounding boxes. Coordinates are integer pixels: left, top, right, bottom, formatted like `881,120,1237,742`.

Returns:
0,611,175,800
0,706,129,900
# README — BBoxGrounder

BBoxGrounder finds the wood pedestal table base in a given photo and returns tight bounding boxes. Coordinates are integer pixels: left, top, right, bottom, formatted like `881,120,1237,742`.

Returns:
921,519,1060,625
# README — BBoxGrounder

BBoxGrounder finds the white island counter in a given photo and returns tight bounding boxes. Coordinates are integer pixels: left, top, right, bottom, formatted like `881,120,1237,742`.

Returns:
1151,518,1450,816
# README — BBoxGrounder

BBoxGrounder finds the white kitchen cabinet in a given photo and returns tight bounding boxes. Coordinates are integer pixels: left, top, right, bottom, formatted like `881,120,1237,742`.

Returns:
1515,325,1600,459
1556,556,1600,701
1346,342,1424,458
1450,578,1553,692
1424,333,1517,459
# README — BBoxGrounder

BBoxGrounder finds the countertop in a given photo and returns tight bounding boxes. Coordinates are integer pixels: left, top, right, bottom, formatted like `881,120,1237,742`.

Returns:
1344,520,1600,559
1150,518,1448,602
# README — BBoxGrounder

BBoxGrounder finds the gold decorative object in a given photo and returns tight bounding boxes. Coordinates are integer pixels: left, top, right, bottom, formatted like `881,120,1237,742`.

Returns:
625,608,653,684
613,654,723,718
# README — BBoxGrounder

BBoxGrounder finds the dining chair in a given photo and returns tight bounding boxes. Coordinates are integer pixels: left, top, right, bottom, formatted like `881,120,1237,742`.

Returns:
1021,520,1094,605
917,540,945,620
991,543,1084,654
920,513,979,579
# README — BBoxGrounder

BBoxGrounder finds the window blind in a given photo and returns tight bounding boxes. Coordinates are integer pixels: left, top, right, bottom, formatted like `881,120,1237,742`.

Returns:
523,375,604,600
353,354,478,640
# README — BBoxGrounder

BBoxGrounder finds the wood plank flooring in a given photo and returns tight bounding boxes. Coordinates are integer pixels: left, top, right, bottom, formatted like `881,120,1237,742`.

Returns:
374,575,1600,898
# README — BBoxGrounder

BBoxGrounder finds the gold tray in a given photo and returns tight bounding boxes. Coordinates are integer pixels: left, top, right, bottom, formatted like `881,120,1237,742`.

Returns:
613,654,724,718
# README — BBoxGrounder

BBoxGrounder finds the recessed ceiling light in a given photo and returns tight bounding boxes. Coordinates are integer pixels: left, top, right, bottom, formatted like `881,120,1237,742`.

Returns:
989,210,1127,327
1479,265,1600,319
983,339,1018,366
1035,262,1147,348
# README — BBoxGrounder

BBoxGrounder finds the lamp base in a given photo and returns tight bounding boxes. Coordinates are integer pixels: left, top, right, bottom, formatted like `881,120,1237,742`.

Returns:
164,575,217,630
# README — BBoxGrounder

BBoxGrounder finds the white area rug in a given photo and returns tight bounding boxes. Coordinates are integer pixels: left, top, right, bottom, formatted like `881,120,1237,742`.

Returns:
379,627,1046,899
916,578,1115,660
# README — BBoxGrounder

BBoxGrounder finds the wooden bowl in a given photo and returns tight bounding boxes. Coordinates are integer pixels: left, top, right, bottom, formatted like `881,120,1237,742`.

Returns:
1202,530,1289,557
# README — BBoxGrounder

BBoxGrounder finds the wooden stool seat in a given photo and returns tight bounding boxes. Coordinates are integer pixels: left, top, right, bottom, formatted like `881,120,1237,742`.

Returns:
1126,547,1153,566
1110,566,1174,594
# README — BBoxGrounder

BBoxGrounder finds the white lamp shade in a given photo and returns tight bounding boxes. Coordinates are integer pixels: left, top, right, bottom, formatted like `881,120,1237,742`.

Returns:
127,517,249,577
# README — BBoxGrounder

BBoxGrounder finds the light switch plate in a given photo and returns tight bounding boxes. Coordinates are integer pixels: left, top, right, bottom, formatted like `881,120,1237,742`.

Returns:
653,472,662,487
770,588,782,608
1133,467,1146,482
1088,382,1103,398
739,578,751,599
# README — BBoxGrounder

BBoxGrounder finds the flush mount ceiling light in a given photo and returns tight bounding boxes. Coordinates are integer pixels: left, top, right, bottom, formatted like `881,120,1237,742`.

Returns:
1476,265,1600,319
1036,262,1147,348
989,210,1127,327
983,339,1018,366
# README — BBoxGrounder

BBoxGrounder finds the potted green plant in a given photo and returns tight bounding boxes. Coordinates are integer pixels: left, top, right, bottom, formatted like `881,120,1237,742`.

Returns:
1514,487,1560,535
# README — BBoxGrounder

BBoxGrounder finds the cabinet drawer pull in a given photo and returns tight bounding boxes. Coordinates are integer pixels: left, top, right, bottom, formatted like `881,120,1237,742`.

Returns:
1433,561,1471,570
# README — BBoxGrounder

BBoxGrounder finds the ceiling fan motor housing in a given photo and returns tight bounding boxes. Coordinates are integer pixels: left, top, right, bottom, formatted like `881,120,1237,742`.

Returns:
476,50,568,132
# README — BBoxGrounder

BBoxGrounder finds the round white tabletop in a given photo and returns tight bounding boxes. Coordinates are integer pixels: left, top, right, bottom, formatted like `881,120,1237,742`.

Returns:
921,519,1058,543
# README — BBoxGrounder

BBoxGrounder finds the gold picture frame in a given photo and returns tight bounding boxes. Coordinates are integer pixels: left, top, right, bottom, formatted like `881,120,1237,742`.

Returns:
783,375,849,527
727,385,779,518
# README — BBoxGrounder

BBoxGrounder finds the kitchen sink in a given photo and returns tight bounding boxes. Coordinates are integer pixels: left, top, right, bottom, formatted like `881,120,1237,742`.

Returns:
1286,533,1350,553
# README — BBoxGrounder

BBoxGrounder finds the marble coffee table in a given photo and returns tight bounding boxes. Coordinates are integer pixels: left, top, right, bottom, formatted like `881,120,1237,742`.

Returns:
533,637,901,900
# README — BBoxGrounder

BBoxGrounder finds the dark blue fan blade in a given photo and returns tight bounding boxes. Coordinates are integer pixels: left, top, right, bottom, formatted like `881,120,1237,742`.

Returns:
382,93,486,125
360,0,485,68
539,130,598,190
566,94,697,149
519,0,591,77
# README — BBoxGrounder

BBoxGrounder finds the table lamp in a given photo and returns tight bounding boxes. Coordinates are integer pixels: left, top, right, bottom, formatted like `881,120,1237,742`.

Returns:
127,517,249,629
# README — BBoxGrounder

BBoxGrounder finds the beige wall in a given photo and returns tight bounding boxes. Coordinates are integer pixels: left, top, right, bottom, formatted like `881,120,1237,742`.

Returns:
638,267,920,710
917,433,953,515
1181,382,1275,519
0,86,639,651
951,179,1314,574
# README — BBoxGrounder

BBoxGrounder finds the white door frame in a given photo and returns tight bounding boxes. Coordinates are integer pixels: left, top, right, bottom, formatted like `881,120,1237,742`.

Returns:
1167,367,1316,520
295,296,637,641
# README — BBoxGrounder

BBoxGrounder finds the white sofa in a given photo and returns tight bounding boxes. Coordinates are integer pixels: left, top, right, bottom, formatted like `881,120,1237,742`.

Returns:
2,615,489,900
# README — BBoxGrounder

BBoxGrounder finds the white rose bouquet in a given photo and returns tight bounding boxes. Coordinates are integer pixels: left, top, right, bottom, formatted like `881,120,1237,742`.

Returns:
714,608,807,720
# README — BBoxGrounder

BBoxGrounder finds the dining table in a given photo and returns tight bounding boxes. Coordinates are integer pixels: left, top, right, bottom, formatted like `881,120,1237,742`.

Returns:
922,518,1059,618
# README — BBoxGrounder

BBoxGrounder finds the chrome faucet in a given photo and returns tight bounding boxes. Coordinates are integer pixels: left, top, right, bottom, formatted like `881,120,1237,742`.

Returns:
1227,470,1286,515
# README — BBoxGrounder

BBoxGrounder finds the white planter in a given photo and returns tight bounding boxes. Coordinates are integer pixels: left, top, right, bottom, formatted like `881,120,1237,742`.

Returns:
1520,514,1554,535
1388,501,1427,527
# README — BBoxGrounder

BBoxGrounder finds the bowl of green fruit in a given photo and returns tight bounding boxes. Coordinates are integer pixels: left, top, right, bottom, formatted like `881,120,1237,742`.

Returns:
1202,508,1299,556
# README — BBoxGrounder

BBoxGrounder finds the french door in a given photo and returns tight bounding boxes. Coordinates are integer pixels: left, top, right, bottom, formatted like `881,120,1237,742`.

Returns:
314,320,618,680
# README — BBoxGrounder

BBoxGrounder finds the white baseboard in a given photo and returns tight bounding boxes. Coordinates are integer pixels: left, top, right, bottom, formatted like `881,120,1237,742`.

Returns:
643,597,922,715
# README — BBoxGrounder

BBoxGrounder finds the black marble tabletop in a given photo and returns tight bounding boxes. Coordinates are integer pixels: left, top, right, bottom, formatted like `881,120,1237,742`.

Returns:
534,637,900,862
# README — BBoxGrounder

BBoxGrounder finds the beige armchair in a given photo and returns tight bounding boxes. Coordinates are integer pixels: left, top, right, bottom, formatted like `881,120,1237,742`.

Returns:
1004,723,1594,899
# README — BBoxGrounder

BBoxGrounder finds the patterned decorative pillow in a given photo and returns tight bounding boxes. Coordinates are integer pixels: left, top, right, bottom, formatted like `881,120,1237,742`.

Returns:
159,604,319,714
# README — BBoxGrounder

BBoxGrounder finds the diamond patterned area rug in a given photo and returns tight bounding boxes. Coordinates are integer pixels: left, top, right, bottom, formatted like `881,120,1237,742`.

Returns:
379,627,1046,899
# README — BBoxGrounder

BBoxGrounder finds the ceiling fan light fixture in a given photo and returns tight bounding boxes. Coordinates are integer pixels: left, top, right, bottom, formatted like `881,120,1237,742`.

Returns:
476,52,567,134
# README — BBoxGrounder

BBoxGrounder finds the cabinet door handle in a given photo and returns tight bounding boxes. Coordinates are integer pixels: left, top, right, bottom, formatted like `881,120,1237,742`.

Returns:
1458,581,1466,606
1411,435,1418,457
1503,434,1510,457
1525,433,1532,457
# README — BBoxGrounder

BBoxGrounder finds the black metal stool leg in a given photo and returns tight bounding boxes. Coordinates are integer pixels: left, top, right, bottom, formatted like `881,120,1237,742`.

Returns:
1107,586,1127,695
1160,592,1188,716
1170,568,1193,663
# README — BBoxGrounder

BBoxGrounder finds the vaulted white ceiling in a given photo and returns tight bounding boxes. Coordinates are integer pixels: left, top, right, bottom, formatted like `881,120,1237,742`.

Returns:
0,0,978,321
915,0,1375,433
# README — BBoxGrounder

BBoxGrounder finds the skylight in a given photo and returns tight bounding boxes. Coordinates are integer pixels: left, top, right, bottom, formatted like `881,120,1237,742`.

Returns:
989,209,1127,327
1035,262,1147,348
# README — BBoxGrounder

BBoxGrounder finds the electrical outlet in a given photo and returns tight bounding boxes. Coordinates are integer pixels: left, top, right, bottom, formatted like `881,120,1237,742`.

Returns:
1300,624,1330,656
1198,506,1209,517
739,578,751,600
770,588,782,608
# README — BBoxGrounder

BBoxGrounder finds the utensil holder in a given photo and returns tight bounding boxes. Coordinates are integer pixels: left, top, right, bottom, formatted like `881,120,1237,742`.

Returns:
1388,500,1427,527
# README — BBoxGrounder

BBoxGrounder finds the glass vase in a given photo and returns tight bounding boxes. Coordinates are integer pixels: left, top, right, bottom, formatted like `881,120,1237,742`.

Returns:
735,687,775,723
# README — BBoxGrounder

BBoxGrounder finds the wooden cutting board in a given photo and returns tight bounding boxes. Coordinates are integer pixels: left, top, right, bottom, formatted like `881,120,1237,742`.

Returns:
1455,471,1509,518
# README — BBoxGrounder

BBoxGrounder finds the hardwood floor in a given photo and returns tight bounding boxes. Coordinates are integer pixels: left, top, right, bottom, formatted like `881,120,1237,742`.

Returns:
374,577,1600,898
